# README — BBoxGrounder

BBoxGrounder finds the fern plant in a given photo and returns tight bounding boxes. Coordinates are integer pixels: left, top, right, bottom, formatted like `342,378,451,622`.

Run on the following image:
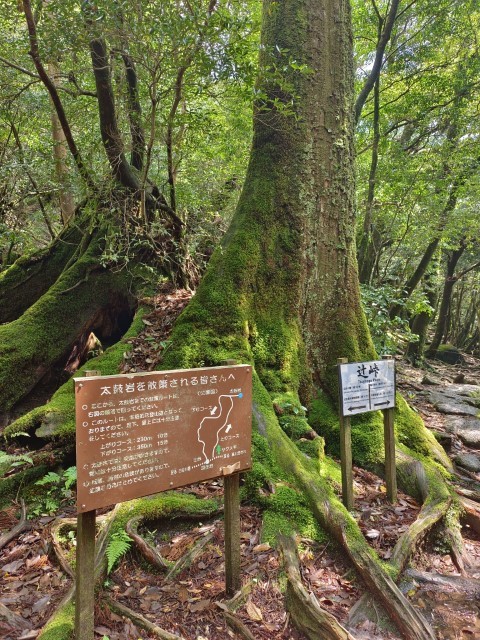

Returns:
0,449,33,476
106,530,132,574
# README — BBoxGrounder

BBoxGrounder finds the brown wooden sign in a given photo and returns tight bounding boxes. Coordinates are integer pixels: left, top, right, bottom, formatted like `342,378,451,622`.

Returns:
75,365,252,512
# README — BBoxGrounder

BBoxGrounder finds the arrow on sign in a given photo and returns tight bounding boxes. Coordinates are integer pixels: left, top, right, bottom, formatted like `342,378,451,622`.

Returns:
348,405,367,412
374,401,391,407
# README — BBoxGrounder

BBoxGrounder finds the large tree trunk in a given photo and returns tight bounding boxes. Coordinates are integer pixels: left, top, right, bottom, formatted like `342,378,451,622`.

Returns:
158,2,440,638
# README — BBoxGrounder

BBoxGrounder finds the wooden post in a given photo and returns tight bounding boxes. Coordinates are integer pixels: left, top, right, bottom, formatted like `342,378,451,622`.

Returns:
75,370,99,640
220,359,242,596
224,470,241,596
382,356,397,503
338,358,353,511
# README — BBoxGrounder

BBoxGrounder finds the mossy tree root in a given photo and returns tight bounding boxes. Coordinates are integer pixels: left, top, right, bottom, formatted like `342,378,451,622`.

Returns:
36,494,219,640
391,451,453,574
0,224,82,324
125,515,171,570
255,380,436,640
279,534,356,640
0,237,137,414
348,450,454,631
3,308,147,446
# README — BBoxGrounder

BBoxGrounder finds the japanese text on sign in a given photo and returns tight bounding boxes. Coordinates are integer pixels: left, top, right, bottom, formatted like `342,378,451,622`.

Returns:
338,359,395,417
75,365,252,512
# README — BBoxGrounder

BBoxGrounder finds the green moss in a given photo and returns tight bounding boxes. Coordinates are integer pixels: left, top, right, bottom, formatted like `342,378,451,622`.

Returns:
37,600,74,640
279,415,311,439
395,395,451,468
3,308,147,442
107,492,219,539
296,438,324,465
310,388,451,470
0,234,138,413
0,464,48,508
261,485,327,544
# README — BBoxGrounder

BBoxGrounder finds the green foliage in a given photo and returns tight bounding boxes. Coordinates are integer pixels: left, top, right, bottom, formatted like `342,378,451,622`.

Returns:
361,283,433,353
106,529,132,574
0,449,33,476
31,467,77,517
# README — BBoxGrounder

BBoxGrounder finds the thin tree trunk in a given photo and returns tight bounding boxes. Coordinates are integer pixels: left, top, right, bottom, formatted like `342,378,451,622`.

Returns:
358,76,381,285
354,0,401,123
48,63,76,224
426,243,466,357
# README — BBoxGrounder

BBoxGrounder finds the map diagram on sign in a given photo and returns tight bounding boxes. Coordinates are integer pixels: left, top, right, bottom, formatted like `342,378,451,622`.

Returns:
197,393,243,463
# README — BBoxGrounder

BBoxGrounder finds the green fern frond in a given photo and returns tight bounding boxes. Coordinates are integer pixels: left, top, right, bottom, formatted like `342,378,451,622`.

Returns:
106,530,132,574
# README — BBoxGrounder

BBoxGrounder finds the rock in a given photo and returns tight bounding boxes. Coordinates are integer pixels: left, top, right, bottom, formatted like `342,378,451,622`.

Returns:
431,431,454,450
422,375,441,385
434,401,478,417
444,416,480,448
434,345,465,364
454,453,480,473
427,389,480,416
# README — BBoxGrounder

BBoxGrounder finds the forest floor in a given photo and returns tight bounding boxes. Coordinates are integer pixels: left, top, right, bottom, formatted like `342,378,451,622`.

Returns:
1,288,480,640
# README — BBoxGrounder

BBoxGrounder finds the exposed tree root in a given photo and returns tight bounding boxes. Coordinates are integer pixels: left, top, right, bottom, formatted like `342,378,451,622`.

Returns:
0,235,137,414
223,610,257,640
0,224,81,324
279,534,356,640
391,454,452,573
459,495,480,535
126,514,171,570
348,449,453,632
50,518,77,578
105,596,186,640
34,495,219,639
257,384,438,640
224,580,252,611
405,569,480,596
165,530,214,581
0,601,30,631
0,499,29,551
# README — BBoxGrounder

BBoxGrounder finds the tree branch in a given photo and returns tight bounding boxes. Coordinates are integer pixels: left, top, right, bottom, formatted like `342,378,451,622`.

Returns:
355,0,401,123
22,0,95,191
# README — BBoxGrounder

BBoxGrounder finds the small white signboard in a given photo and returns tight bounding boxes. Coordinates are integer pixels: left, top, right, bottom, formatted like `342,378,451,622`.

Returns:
338,359,395,417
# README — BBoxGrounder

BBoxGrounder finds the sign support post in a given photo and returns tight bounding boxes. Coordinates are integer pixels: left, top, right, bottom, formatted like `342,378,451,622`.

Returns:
223,466,241,596
338,358,354,511
382,355,397,503
75,370,99,640
221,359,241,596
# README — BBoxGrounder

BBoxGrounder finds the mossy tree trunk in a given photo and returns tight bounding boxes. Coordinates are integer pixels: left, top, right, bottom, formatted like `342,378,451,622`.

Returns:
164,0,374,397
159,2,440,637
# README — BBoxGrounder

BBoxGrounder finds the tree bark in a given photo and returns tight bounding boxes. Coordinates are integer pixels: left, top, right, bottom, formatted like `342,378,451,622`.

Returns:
426,242,466,357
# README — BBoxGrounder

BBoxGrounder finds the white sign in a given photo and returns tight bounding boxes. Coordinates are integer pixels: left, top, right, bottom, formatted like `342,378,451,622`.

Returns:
338,359,395,417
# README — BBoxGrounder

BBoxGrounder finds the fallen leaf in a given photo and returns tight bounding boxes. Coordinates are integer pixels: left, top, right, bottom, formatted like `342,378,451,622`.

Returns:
365,529,380,539
189,599,210,613
246,600,263,621
253,543,271,553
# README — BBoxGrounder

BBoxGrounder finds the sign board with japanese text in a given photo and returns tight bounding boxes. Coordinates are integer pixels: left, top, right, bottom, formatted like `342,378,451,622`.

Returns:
338,359,395,417
75,365,252,513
